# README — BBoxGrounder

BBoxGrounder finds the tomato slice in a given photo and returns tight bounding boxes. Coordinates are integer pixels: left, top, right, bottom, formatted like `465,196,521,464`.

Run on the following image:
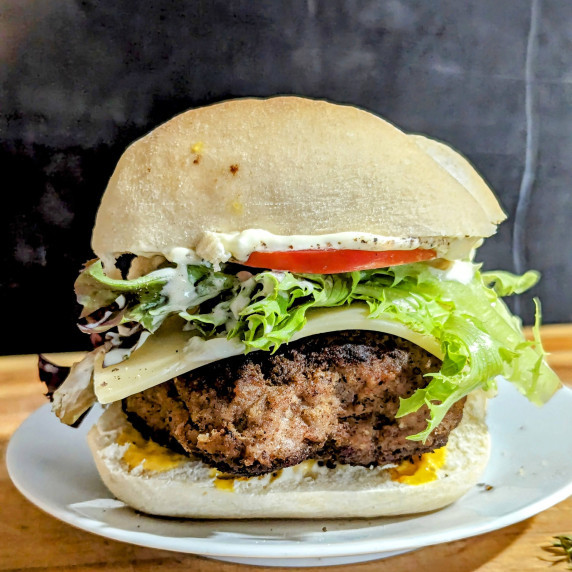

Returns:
242,249,436,274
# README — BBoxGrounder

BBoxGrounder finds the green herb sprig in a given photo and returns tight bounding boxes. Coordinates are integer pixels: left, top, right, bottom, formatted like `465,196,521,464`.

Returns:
542,535,572,568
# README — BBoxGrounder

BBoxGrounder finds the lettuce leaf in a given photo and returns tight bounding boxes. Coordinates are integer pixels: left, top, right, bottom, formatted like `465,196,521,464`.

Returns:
481,269,540,296
75,260,236,332
75,259,561,441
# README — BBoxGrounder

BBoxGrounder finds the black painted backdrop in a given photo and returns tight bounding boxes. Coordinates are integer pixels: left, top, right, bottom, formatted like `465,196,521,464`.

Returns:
2,0,571,355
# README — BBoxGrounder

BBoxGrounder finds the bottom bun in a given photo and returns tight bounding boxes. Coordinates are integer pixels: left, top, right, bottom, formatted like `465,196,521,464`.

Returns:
87,391,490,519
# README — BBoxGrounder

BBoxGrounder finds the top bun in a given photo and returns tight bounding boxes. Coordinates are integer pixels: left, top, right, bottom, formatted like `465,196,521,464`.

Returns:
410,134,506,224
91,97,505,263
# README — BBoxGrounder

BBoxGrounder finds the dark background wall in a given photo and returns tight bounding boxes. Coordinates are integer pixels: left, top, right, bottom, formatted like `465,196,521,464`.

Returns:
1,0,571,355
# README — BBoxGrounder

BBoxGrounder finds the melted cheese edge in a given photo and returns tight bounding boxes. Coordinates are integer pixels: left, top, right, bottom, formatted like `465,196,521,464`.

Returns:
94,305,442,404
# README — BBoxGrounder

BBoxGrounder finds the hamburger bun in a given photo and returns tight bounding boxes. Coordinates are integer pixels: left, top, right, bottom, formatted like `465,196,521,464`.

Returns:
87,391,490,519
91,97,505,267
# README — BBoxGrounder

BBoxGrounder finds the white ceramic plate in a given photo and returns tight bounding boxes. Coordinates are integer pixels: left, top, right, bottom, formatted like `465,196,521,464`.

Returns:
7,380,572,567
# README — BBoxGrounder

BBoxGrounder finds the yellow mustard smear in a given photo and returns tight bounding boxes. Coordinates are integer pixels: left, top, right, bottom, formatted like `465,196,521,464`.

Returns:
209,467,286,492
210,468,253,492
117,427,186,472
390,447,447,485
210,469,238,492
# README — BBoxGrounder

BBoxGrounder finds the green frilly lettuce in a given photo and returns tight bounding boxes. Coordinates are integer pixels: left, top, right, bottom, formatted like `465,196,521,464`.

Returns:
75,260,560,441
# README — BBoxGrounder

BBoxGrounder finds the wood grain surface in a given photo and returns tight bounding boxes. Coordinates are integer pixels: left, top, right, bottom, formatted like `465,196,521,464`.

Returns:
1,326,571,572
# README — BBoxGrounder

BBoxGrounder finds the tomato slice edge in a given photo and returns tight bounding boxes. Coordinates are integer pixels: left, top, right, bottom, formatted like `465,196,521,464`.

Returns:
242,249,436,274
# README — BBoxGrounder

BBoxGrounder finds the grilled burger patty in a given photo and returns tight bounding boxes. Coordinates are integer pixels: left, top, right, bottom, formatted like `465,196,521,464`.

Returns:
123,331,465,476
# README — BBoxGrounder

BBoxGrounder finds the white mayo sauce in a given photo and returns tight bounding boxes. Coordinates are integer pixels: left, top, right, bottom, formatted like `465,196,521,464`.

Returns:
156,229,481,268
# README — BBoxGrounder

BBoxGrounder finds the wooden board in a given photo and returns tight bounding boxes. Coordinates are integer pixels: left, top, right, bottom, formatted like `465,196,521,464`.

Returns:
1,325,571,571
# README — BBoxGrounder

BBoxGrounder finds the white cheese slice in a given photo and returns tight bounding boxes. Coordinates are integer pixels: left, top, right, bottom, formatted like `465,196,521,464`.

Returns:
94,304,442,404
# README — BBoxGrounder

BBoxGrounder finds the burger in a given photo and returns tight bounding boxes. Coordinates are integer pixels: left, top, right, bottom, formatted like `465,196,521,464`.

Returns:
42,96,560,519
